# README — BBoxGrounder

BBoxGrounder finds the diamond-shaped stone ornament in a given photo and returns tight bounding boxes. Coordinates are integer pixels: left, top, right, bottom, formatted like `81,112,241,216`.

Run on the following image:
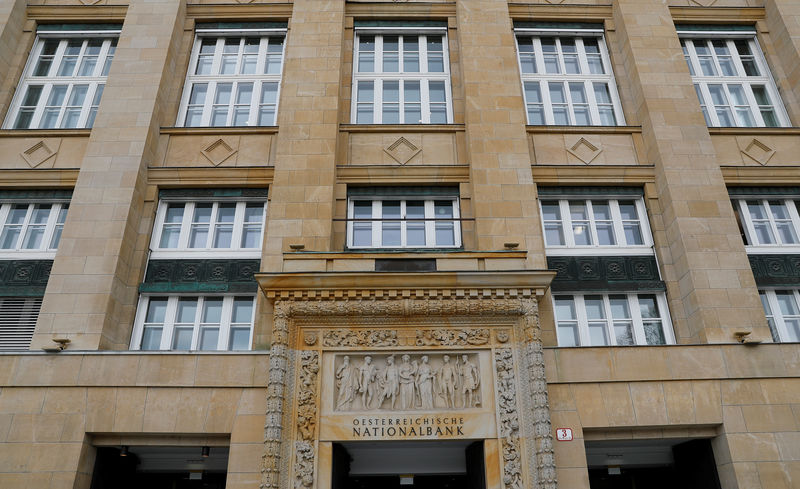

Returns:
201,139,237,167
384,137,421,165
690,0,718,6
21,141,57,168
741,138,775,166
566,137,602,165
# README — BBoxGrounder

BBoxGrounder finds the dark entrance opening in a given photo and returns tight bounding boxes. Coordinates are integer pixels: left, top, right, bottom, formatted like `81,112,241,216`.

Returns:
90,446,229,489
586,438,721,489
332,440,485,489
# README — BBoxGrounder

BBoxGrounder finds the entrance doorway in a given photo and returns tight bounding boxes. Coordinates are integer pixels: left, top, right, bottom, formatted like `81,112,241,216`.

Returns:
90,446,229,489
332,440,485,489
586,438,722,489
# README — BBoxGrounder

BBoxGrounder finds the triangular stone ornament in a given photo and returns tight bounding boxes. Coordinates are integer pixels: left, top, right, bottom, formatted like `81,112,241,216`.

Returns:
384,137,421,165
201,139,237,167
741,138,775,166
690,0,718,6
566,137,602,165
21,140,58,168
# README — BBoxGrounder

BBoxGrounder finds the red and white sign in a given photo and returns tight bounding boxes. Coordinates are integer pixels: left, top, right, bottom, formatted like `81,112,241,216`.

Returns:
555,428,573,441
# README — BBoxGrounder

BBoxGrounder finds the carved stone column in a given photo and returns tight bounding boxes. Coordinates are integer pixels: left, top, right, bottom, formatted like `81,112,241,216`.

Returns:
261,302,290,489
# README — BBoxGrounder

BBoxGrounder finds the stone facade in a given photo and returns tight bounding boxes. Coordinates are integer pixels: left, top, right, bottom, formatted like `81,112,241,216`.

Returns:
0,0,797,488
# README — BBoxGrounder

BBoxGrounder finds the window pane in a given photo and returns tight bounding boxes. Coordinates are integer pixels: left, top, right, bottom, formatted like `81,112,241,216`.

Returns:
141,327,163,350
358,35,375,72
614,322,635,345
202,298,223,323
381,201,401,246
382,81,399,124
524,82,544,125
172,328,193,350
555,297,576,320
356,81,374,124
232,297,253,323
145,298,168,323
406,200,425,246
176,298,198,323
199,328,219,350
776,291,799,316
588,323,608,346
403,36,420,72
643,322,666,345
584,296,605,320
229,328,250,350
541,38,560,74
638,295,660,319
160,204,184,248
427,36,444,72
383,36,399,72
266,37,284,75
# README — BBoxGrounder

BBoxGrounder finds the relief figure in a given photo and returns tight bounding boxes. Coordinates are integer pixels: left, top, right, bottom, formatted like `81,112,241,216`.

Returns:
415,355,435,409
459,353,481,408
437,354,458,408
378,355,400,409
398,354,417,410
335,355,359,411
358,355,378,409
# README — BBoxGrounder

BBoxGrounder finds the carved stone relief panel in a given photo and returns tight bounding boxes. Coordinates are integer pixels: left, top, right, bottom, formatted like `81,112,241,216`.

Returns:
331,352,482,412
315,327,506,348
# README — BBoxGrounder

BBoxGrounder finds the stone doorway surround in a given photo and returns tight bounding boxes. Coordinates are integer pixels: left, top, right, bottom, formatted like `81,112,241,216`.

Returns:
255,270,558,489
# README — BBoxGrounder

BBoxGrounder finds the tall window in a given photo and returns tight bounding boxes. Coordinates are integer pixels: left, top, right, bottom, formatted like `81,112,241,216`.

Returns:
178,23,286,127
352,22,452,124
760,290,800,343
679,26,789,127
515,23,623,126
131,295,254,351
539,195,652,254
0,202,69,258
347,187,461,249
554,293,674,347
150,199,266,258
4,25,120,129
732,197,800,250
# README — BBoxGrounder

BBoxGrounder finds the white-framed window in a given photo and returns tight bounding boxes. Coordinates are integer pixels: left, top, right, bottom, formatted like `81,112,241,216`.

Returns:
539,196,652,255
515,24,624,126
131,295,254,351
679,26,789,127
732,197,800,253
352,23,452,124
0,202,69,259
347,191,461,249
150,199,266,259
177,23,286,127
760,289,800,342
4,25,120,129
554,292,674,347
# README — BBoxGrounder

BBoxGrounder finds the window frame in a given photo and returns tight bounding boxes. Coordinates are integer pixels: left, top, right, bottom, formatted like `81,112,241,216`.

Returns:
3,28,119,130
679,30,790,128
176,26,287,127
149,198,266,259
553,292,675,347
346,194,462,249
0,201,69,259
130,294,255,351
759,289,800,343
539,196,653,256
733,197,800,253
351,26,453,124
514,26,625,126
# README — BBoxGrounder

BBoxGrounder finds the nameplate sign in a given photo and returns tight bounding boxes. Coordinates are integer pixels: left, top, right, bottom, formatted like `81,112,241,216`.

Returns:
319,412,496,441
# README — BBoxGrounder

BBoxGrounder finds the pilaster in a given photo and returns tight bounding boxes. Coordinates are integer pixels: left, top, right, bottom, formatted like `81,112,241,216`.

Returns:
0,0,27,119
31,0,187,350
455,0,546,269
262,0,346,272
613,0,769,344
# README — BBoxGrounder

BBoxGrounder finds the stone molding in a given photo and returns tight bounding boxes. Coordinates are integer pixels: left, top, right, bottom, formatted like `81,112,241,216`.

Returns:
0,260,53,296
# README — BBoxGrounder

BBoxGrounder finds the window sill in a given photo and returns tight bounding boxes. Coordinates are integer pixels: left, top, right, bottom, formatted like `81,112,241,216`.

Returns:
283,250,527,259
0,128,91,138
340,124,465,133
545,247,655,257
526,125,642,134
160,126,279,135
708,126,800,136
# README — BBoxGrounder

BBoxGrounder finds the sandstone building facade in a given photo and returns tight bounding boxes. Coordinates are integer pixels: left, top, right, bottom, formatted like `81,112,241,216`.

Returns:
0,0,799,488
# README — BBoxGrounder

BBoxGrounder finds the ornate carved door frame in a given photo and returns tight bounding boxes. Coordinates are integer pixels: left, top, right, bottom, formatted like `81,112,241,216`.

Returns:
256,271,557,489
